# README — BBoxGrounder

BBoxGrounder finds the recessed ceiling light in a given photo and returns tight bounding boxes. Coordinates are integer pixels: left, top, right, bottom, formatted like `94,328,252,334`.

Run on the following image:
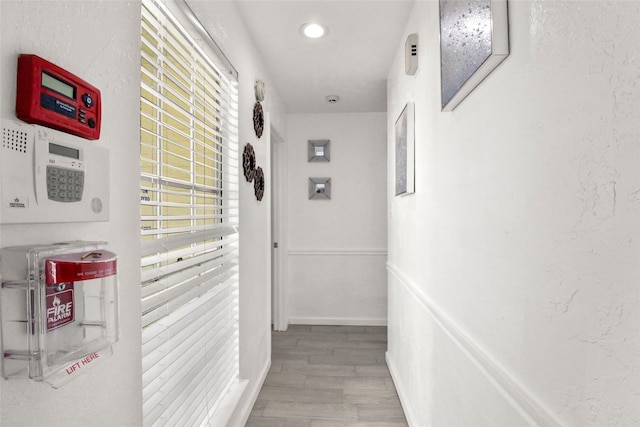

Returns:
300,23,328,39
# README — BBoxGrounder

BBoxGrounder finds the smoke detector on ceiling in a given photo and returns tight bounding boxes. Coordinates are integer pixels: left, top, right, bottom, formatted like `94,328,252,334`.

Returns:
325,95,340,104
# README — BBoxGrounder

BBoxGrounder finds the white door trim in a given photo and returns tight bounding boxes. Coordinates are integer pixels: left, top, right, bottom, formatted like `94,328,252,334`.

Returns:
270,123,288,331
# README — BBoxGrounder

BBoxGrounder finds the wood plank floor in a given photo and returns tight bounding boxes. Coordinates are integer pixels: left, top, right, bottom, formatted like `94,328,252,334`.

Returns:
246,325,408,427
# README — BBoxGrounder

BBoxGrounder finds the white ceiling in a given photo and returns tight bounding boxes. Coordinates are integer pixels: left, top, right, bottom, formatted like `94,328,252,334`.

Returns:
189,0,415,113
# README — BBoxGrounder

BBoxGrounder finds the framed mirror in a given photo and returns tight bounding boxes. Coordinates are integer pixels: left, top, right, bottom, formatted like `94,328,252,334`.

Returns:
308,177,331,200
308,140,330,162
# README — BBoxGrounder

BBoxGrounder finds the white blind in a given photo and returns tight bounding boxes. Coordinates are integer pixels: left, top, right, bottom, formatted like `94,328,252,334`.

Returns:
139,1,240,425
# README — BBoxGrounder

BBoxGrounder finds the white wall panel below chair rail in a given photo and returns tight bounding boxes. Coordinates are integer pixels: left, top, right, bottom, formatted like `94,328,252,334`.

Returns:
287,250,388,326
386,262,562,427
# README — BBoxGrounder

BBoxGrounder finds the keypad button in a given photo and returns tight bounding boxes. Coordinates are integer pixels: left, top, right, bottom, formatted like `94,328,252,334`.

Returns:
47,166,84,202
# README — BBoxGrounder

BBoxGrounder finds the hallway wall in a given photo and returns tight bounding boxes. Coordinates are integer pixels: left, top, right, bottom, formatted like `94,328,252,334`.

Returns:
0,2,143,425
0,1,288,426
386,1,640,426
286,113,388,325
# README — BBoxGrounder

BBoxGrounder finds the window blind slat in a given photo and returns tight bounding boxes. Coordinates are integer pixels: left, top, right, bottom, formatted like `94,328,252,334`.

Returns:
141,213,236,222
172,351,237,426
141,224,239,238
143,329,236,422
142,271,238,328
142,291,232,373
141,234,237,269
142,290,233,389
140,193,230,206
140,97,239,152
140,61,237,128
142,258,238,313
141,4,238,92
146,327,237,416
142,254,237,301
140,28,238,133
141,226,238,257
140,203,236,212
141,279,234,357
140,174,231,196
141,237,236,278
140,17,238,115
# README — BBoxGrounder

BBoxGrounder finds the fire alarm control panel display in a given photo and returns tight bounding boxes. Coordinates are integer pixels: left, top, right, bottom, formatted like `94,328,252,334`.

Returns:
0,241,119,388
0,120,109,224
16,54,101,140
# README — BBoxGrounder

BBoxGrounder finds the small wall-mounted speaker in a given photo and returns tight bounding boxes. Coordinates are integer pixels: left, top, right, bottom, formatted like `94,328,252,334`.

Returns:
405,33,418,75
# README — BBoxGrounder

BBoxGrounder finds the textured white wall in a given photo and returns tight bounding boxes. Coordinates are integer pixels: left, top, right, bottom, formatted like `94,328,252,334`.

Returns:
286,113,388,325
0,1,288,425
387,1,640,426
0,1,142,426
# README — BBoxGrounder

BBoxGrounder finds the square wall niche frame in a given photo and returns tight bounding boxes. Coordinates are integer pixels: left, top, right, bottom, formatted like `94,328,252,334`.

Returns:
308,139,330,162
395,102,415,196
309,177,331,200
439,0,509,111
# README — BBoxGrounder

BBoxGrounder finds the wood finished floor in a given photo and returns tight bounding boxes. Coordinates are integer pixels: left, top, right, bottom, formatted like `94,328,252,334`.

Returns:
246,325,408,427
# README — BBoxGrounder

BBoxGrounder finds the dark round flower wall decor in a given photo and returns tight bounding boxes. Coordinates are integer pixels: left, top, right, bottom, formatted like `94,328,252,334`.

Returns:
253,101,264,138
254,166,265,201
242,143,256,182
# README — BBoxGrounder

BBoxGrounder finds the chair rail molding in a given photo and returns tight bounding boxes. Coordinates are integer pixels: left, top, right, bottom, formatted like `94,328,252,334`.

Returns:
288,248,388,256
386,262,562,427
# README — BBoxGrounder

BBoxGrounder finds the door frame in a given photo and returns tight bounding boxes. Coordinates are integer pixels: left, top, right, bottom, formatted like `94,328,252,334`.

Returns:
270,123,288,331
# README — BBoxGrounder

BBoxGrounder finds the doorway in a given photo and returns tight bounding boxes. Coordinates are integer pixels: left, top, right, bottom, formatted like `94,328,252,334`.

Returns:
270,126,287,331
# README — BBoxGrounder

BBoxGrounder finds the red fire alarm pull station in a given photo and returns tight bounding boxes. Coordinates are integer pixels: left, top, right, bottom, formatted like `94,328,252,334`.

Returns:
45,250,117,332
16,54,102,140
1,242,119,388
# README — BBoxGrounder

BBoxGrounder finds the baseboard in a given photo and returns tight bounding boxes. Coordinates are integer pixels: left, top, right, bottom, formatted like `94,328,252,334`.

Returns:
387,262,562,427
288,316,387,326
208,378,248,427
386,352,419,427
227,358,271,427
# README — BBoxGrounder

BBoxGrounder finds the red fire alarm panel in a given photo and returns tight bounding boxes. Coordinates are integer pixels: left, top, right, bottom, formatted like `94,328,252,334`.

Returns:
16,54,101,140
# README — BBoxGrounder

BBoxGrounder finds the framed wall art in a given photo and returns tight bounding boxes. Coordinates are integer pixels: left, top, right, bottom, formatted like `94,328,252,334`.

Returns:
308,139,330,162
395,102,415,196
439,0,509,111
